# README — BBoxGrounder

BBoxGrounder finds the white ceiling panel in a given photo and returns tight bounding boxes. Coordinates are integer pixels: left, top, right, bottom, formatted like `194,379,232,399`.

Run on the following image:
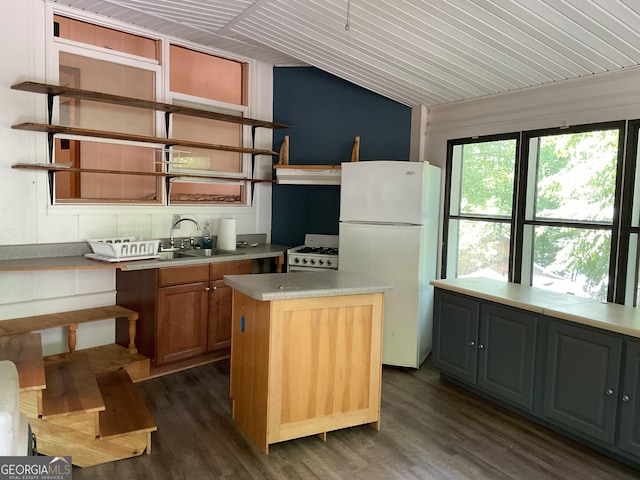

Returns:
50,0,640,107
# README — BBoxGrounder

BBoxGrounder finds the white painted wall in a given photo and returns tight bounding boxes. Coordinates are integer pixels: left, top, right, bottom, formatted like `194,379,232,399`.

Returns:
425,66,640,169
0,0,275,354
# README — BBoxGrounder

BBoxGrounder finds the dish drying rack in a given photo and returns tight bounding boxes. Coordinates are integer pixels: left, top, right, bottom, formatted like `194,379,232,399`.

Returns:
86,237,160,262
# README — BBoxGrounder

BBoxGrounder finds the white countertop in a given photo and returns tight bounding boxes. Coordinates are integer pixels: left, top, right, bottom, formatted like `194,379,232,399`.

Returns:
224,270,392,301
431,277,640,338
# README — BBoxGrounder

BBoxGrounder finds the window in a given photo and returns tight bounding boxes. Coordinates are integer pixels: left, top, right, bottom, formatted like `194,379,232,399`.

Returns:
444,123,625,303
167,46,248,204
444,136,517,280
50,14,250,205
55,51,159,202
519,128,621,301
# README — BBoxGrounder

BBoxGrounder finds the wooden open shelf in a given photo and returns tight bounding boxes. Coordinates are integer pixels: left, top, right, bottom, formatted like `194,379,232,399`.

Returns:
12,122,279,157
12,163,274,184
11,80,289,203
11,81,290,130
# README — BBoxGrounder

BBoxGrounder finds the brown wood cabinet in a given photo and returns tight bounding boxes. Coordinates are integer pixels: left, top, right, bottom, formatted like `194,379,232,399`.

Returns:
116,259,253,366
208,279,232,352
157,282,209,364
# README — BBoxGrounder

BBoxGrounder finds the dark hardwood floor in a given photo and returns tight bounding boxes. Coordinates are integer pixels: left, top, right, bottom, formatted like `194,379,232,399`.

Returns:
73,359,640,479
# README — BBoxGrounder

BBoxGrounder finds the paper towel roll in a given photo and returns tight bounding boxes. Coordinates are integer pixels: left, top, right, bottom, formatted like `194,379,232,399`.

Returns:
218,218,236,251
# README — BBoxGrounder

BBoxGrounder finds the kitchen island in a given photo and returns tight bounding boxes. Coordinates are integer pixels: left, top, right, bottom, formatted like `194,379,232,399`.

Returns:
224,271,391,454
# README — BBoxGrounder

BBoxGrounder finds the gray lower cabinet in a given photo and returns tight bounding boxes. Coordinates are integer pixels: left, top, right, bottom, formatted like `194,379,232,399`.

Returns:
619,340,640,457
542,319,622,445
433,290,539,410
432,290,479,383
434,286,640,466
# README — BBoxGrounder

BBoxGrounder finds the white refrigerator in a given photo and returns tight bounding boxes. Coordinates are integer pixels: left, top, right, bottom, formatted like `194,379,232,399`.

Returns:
339,161,441,368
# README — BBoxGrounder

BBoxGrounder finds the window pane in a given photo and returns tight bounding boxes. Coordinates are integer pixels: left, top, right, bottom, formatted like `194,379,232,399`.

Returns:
170,181,242,204
55,15,159,60
460,140,516,217
55,142,158,201
532,226,610,300
453,219,510,279
171,115,242,174
56,52,159,203
534,130,618,222
170,45,245,105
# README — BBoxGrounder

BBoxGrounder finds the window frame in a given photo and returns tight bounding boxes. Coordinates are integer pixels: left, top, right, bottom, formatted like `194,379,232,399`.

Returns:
443,120,632,304
45,4,258,210
442,132,520,280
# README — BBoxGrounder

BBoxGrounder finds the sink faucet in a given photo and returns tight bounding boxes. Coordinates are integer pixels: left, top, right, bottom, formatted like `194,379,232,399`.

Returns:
170,217,201,248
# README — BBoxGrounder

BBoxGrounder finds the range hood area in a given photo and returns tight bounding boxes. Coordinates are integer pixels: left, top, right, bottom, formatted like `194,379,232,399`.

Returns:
272,135,359,185
273,165,341,185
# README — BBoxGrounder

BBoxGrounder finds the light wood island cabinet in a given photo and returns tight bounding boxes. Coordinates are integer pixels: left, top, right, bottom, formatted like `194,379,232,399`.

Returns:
224,271,391,454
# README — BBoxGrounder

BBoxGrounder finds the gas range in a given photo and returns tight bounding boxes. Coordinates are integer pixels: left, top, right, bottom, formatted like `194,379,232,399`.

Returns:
287,234,339,271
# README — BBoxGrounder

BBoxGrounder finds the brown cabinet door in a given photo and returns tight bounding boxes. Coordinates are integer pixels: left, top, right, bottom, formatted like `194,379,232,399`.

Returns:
208,279,232,352
210,259,253,280
157,282,209,365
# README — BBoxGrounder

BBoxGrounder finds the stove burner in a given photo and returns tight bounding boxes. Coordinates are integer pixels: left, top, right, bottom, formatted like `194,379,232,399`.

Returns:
287,234,340,271
297,246,339,255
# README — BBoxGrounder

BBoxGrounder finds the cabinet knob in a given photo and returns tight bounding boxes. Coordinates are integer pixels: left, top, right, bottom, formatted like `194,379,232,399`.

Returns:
606,389,614,396
468,341,475,346
205,287,210,292
622,395,630,402
212,286,217,291
478,344,484,350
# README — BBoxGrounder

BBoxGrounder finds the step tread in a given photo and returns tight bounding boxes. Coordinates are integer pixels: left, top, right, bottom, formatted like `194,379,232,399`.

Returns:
42,351,105,419
0,332,45,391
83,344,150,382
95,369,157,439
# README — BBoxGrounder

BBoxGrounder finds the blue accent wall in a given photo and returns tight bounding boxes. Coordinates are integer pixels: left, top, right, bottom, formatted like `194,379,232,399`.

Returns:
272,67,411,247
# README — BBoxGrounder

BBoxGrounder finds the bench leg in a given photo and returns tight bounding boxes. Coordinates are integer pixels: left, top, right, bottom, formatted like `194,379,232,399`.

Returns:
127,313,138,354
68,323,78,352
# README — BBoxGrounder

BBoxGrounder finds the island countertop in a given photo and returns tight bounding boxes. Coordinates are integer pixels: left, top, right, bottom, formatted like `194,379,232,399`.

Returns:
224,270,392,301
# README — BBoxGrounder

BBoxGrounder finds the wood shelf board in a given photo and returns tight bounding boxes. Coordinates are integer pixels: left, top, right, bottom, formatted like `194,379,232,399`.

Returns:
12,163,273,184
12,123,279,157
0,333,46,392
95,369,157,439
0,305,137,337
41,351,106,419
12,81,290,130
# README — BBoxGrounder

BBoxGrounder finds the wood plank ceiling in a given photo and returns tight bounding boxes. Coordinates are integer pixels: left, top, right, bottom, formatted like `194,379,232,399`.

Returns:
50,0,640,108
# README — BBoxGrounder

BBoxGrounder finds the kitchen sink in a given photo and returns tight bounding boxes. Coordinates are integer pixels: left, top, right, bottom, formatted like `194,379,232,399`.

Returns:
157,248,245,260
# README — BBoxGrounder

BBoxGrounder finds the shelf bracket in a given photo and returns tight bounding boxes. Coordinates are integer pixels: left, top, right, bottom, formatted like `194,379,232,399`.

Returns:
351,136,360,162
47,93,55,125
48,170,54,205
278,136,290,165
165,176,172,205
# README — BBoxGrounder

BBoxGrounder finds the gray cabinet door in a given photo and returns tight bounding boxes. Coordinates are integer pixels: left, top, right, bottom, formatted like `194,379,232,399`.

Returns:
433,290,479,384
619,340,640,456
477,304,538,409
543,320,622,445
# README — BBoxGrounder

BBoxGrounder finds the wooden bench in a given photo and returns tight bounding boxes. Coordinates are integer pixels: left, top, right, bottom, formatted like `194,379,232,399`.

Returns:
0,306,139,354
